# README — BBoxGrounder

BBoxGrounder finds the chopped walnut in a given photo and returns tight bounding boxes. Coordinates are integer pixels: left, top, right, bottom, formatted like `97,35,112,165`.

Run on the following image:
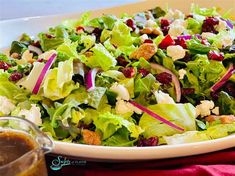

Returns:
82,129,101,145
130,43,157,60
205,115,235,124
140,27,163,36
10,53,20,59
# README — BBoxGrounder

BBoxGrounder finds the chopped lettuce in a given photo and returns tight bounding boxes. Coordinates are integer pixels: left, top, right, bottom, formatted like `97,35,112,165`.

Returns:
94,112,143,140
43,59,79,100
217,91,235,115
135,74,156,94
62,12,91,29
103,127,137,146
139,103,196,138
186,39,215,54
191,4,218,17
186,18,202,34
184,55,225,94
110,21,134,47
57,39,79,59
164,131,210,145
86,43,117,71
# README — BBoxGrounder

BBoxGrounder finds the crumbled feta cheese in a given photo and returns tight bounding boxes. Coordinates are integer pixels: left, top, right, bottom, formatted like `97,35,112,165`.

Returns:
201,32,216,39
167,45,186,61
178,69,187,80
220,34,234,48
212,107,219,115
115,99,142,114
145,19,156,28
196,100,215,117
140,34,148,43
154,90,175,104
110,82,130,101
216,19,227,31
18,104,42,126
168,19,186,37
0,96,15,115
164,9,185,20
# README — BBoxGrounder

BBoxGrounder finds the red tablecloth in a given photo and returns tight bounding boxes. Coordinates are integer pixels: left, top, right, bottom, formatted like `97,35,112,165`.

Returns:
46,147,235,176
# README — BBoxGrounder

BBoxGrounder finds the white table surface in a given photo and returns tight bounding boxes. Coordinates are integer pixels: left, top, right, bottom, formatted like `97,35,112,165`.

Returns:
0,0,139,21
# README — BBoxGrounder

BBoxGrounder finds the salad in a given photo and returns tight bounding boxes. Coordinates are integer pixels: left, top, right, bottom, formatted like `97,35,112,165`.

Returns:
0,4,234,147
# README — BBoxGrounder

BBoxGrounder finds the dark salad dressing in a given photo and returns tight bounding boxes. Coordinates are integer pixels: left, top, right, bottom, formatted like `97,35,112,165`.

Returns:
0,130,37,166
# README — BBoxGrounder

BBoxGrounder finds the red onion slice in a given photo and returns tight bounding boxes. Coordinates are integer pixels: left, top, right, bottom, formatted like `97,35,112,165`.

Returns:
177,34,201,40
86,68,99,92
28,45,43,55
129,100,184,131
211,64,235,92
150,63,181,102
32,53,57,94
221,18,234,29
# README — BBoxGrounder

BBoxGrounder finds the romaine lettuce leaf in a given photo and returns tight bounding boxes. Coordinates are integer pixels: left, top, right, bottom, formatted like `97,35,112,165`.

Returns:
217,91,235,115
110,21,134,47
164,131,210,145
139,103,196,138
38,26,69,51
94,112,143,140
56,39,79,59
135,74,156,94
103,127,137,146
86,43,117,71
62,12,91,29
43,58,79,100
191,4,218,17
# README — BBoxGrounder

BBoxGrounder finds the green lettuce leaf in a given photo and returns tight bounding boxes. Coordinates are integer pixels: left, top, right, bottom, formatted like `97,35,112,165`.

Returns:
103,127,137,146
164,131,210,145
217,91,235,115
186,38,215,54
38,26,69,51
191,4,218,16
43,58,79,100
139,103,196,138
94,112,143,140
0,80,28,102
62,12,91,29
135,74,156,94
110,21,134,47
184,55,225,94
186,18,202,34
86,43,117,71
56,39,79,59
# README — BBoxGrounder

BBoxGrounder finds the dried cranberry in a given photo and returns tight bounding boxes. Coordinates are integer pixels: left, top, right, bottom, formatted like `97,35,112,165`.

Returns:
160,19,170,28
116,55,129,67
0,61,11,71
225,82,235,97
180,52,192,62
160,19,170,36
208,50,224,61
144,39,153,44
174,38,187,49
125,19,136,31
76,26,84,31
202,17,219,34
45,34,54,38
31,41,41,48
9,72,23,81
37,58,44,62
122,67,135,78
158,34,175,49
182,88,195,95
137,136,158,147
161,26,169,36
138,68,149,77
156,72,172,84
185,14,193,19
92,28,102,40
